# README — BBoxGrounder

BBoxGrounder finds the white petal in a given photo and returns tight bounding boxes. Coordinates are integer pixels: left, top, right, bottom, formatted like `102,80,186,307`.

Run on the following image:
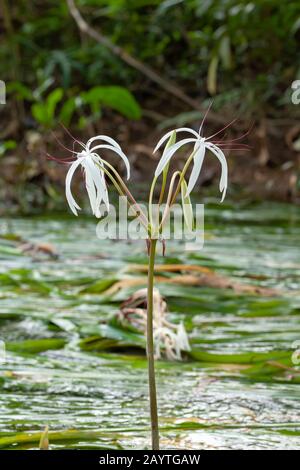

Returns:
186,142,206,196
97,164,109,213
84,156,108,215
83,161,98,216
86,135,121,151
101,174,109,211
155,138,196,177
65,158,83,216
153,127,199,154
90,144,130,180
206,142,228,201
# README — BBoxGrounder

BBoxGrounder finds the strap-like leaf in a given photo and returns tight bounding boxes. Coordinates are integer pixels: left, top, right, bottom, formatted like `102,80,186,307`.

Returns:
181,178,194,232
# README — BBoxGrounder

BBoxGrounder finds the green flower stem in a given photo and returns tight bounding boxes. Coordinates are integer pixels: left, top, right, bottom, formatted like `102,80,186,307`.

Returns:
148,176,158,235
147,238,159,450
159,149,197,231
97,162,148,229
158,162,169,205
102,160,149,227
159,170,181,230
169,148,197,206
97,164,125,198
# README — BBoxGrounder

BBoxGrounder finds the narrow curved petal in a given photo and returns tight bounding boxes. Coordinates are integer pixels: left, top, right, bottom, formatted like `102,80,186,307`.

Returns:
83,161,97,216
186,142,206,196
84,156,108,215
153,127,199,154
155,138,196,177
101,182,109,212
90,144,130,180
206,142,228,202
86,135,121,151
100,179,109,211
161,130,176,180
97,161,110,212
65,158,83,215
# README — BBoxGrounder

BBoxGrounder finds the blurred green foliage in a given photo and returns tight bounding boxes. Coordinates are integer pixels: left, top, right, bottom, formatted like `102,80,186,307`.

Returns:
0,140,17,157
1,0,300,127
29,85,141,127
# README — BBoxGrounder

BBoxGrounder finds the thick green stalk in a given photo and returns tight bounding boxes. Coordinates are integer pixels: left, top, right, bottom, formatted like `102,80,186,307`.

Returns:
147,238,159,450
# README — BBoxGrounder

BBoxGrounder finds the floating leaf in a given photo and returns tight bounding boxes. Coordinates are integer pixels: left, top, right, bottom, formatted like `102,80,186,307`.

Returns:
189,349,291,364
80,277,118,294
39,425,49,450
6,338,66,354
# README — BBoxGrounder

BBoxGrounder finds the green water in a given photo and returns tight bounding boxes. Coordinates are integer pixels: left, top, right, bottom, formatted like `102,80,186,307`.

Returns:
0,201,299,449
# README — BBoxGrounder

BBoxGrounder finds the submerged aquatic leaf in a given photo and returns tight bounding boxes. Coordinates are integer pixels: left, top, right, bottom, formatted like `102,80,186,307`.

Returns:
0,204,299,449
39,425,49,450
0,430,123,450
6,338,66,354
80,278,118,294
189,350,292,364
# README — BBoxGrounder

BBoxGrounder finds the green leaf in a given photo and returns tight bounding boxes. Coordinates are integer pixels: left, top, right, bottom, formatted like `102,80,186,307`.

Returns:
31,102,47,126
219,35,232,70
189,349,291,364
7,82,33,100
6,338,66,354
79,324,145,352
39,426,49,450
59,96,77,126
0,140,17,157
31,88,63,127
83,86,141,120
46,88,63,121
0,430,122,450
207,55,219,95
80,277,117,294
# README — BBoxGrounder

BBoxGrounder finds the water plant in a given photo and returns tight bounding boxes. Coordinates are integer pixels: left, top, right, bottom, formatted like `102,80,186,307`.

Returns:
50,114,243,450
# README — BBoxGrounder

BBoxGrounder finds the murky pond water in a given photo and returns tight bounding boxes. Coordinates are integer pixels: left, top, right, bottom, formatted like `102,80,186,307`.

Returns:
0,201,299,449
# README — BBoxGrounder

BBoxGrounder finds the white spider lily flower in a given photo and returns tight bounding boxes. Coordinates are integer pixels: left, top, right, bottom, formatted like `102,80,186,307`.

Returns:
154,127,228,202
65,135,130,217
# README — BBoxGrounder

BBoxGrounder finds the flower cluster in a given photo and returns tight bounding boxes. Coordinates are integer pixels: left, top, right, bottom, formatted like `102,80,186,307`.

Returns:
56,122,234,221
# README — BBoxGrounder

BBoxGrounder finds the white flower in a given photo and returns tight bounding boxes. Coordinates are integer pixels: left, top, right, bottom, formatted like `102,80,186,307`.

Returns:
153,126,228,202
65,135,130,217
